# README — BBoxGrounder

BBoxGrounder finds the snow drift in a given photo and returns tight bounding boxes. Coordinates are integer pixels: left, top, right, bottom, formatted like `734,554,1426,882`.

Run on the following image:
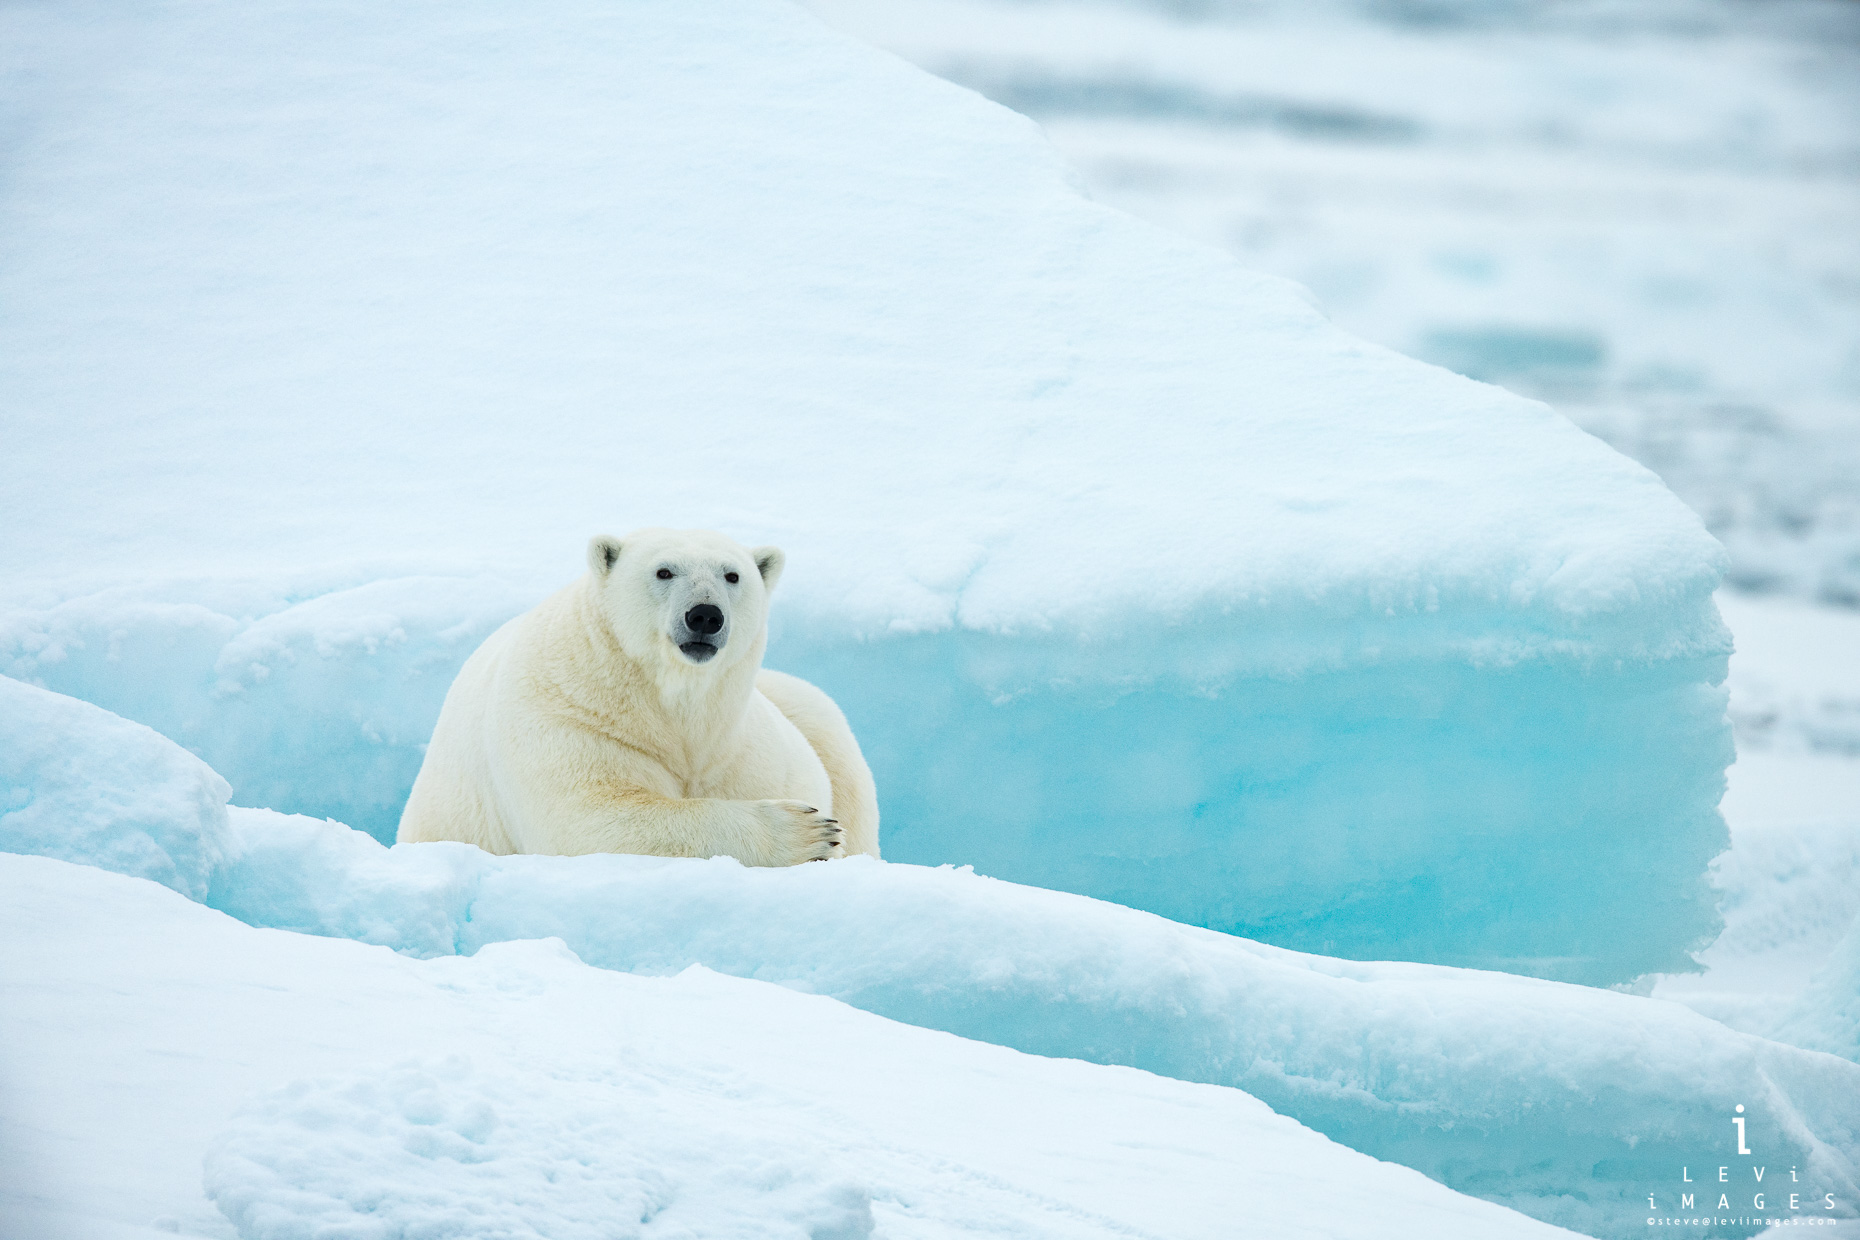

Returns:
0,675,232,899
0,0,1733,984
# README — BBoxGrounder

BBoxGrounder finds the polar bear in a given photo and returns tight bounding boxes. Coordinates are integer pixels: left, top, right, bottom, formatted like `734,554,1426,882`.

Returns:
397,528,878,865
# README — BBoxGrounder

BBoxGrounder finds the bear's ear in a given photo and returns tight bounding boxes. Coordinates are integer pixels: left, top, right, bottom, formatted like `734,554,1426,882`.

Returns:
751,546,785,593
587,535,624,577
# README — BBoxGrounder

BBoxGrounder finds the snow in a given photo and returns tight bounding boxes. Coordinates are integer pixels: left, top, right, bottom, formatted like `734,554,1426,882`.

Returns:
1,0,1852,1235
0,0,1722,626
1652,762,1860,1034
1701,751,1860,975
0,0,1738,983
1651,597,1860,1052
799,0,1860,608
206,1055,872,1240
1720,592,1860,758
3,681,1853,1238
1776,916,1860,1065
0,674,232,900
1,853,1587,1240
209,807,1860,1238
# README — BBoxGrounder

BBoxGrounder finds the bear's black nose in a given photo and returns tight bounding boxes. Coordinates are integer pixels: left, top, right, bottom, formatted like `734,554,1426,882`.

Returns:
685,604,724,636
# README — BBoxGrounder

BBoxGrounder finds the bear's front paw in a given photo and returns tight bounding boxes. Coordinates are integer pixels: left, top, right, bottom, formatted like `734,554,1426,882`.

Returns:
757,799,843,865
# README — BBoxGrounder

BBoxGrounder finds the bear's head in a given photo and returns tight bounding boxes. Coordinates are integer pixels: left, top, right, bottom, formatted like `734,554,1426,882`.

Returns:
585,528,784,671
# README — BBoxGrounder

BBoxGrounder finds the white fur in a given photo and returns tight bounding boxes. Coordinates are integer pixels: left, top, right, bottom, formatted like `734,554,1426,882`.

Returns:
398,528,879,865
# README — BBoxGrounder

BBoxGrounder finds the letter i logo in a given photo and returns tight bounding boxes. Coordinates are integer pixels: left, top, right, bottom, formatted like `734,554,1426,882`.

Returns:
1733,1105,1751,1156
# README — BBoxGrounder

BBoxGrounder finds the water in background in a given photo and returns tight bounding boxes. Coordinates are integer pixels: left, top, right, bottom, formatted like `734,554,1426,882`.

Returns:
809,0,1860,605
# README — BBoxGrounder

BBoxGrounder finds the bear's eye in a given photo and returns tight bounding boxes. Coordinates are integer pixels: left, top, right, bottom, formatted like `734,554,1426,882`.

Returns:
725,571,739,584
656,568,673,580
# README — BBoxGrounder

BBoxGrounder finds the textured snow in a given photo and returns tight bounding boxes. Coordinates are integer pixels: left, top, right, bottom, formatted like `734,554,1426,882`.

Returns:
206,1057,873,1240
1,854,1585,1240
0,675,231,900
0,0,1735,978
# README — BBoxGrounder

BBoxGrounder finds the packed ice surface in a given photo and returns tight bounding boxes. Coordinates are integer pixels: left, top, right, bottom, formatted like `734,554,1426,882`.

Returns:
1,855,1589,1240
0,675,232,900
0,0,1733,983
802,0,1860,607
3,682,1850,1238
